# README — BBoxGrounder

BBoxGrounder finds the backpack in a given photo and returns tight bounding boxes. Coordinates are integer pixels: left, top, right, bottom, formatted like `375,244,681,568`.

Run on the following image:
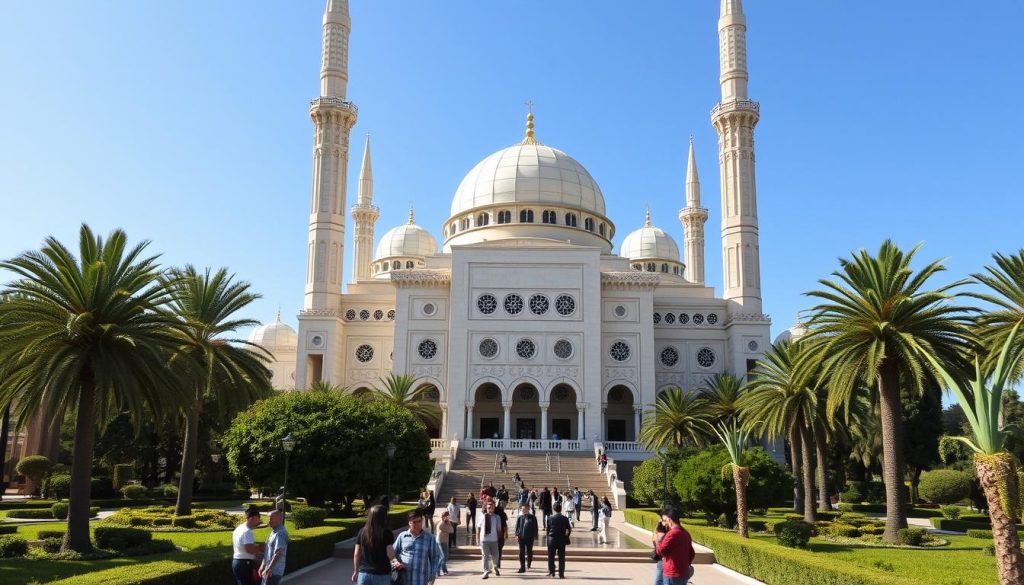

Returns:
602,505,612,519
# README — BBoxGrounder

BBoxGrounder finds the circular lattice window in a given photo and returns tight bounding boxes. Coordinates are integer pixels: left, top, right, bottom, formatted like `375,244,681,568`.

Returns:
692,313,705,325
678,313,689,325
345,309,356,321
418,339,438,360
747,340,759,352
553,339,573,359
554,295,576,316
529,294,549,315
422,303,436,316
477,294,497,315
355,344,374,363
387,310,395,320
707,313,719,325
665,313,676,324
373,309,384,321
516,338,536,359
653,312,661,324
504,294,524,315
660,346,679,367
614,305,627,318
696,347,716,368
359,309,370,321
609,341,631,362
479,338,498,358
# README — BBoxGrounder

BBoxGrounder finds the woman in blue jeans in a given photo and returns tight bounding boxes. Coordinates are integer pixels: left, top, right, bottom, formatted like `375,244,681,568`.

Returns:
352,505,396,585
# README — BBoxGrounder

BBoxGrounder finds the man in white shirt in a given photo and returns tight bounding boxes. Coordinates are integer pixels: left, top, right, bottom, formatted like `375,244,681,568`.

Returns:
477,499,505,579
232,507,263,585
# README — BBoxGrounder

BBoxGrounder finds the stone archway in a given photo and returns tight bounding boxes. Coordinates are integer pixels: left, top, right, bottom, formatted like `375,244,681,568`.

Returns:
415,384,442,439
547,383,580,440
470,382,503,439
605,385,638,442
509,383,541,439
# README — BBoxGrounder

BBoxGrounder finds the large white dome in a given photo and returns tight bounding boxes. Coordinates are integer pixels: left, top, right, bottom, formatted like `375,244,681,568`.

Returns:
620,212,680,262
375,213,437,260
248,312,298,349
450,143,606,217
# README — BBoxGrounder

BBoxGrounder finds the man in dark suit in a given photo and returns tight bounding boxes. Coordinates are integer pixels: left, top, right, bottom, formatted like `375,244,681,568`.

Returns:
539,487,552,529
546,501,572,578
514,504,538,572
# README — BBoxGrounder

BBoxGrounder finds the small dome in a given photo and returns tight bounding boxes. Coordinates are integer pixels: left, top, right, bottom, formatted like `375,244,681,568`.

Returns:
248,312,298,349
375,211,437,260
774,321,808,344
619,211,680,262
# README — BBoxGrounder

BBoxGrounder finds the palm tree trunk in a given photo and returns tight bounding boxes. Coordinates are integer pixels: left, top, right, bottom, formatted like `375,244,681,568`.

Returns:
734,466,750,538
174,387,202,516
813,424,831,511
790,427,804,514
62,376,96,553
799,417,816,523
976,453,1024,585
878,362,908,543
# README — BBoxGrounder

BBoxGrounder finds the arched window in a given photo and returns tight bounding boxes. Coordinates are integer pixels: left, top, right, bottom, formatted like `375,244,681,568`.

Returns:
584,218,594,232
520,209,534,223
460,218,470,230
542,210,557,224
632,263,642,271
673,266,680,275
599,223,607,237
661,263,669,273
450,222,457,234
497,210,511,224
565,213,577,227
393,260,401,270
477,212,489,226
382,263,389,271
406,261,414,269
646,262,656,272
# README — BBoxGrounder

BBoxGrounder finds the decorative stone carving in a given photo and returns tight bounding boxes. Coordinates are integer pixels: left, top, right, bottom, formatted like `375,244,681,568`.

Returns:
728,312,771,324
411,365,444,378
546,366,579,378
603,367,637,380
601,272,660,290
349,369,379,382
390,269,451,288
299,308,341,317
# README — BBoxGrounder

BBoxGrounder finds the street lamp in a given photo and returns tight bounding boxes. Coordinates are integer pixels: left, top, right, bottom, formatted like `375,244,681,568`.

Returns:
281,434,297,520
210,453,222,494
385,442,396,511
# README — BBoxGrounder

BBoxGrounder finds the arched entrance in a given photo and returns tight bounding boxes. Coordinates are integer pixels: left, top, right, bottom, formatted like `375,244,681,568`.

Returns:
469,383,503,439
548,383,580,440
604,385,637,442
509,383,541,439
415,384,442,439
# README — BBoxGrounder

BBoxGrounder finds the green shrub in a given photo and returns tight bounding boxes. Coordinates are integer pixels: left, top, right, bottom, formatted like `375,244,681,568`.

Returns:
774,520,813,548
160,484,178,497
91,476,117,498
897,527,926,546
171,515,197,529
826,522,861,538
0,535,29,558
15,455,53,489
42,537,63,553
43,473,72,500
38,530,66,539
0,526,17,535
113,464,135,489
51,502,69,519
983,543,996,556
747,520,767,532
858,525,885,535
7,508,56,519
94,526,152,551
291,506,328,529
918,469,971,505
967,529,994,539
814,510,842,521
839,482,863,503
122,484,149,499
940,505,961,520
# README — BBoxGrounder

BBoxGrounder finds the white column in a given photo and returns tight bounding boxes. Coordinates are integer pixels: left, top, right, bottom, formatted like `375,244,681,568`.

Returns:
601,405,607,442
576,404,585,442
540,402,549,441
439,404,448,439
633,406,643,441
502,401,512,440
466,405,474,439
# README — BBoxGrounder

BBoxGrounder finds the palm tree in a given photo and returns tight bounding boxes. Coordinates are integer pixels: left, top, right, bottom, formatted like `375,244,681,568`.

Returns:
373,373,440,427
803,240,972,543
924,324,1024,584
737,340,818,523
969,250,1024,379
308,380,348,393
165,266,273,516
639,388,712,450
0,225,186,552
700,373,745,423
713,420,754,537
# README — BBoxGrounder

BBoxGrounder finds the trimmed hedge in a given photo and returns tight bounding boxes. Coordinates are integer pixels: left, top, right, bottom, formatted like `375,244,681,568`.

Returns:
7,508,58,519
928,517,1023,532
966,529,994,539
291,506,328,529
0,525,16,535
95,526,153,551
0,535,29,558
837,503,944,518
626,509,932,585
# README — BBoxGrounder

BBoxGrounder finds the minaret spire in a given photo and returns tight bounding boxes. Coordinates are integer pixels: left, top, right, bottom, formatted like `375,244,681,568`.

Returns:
350,134,379,282
713,0,763,313
679,136,709,285
321,0,351,97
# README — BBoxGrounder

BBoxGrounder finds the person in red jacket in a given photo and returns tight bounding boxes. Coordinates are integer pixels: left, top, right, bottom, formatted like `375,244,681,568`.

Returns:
654,507,695,584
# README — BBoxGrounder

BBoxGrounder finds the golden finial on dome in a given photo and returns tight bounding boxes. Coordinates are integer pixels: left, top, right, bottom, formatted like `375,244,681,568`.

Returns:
645,206,652,227
522,100,538,145
408,205,415,224
276,306,281,321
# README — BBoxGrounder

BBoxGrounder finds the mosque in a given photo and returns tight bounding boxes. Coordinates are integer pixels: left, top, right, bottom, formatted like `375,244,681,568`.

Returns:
248,0,770,452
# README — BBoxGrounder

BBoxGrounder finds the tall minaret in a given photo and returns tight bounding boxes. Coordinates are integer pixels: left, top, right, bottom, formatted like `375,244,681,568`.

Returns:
679,136,708,284
350,134,379,282
304,0,358,309
713,0,762,314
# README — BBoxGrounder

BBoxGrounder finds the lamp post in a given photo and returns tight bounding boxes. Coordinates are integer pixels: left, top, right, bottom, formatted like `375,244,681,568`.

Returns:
210,453,221,495
281,433,296,520
385,443,396,511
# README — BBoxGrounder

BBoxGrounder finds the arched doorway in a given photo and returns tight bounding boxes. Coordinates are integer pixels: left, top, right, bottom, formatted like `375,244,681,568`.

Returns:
604,385,637,442
548,383,579,440
470,383,503,439
415,384,442,439
510,383,541,439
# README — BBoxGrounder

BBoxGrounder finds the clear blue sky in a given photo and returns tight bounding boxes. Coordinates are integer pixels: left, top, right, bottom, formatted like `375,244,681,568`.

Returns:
2,1,1022,340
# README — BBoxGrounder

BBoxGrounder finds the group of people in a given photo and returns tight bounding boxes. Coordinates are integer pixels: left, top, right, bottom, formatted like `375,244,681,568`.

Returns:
231,508,290,585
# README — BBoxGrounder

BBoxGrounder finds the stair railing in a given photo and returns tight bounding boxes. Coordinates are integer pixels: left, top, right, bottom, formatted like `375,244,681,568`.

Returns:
493,452,499,473
544,452,551,472
556,454,561,473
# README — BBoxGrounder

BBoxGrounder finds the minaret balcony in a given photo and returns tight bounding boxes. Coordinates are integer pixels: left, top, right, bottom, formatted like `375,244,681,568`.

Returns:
711,98,759,118
309,97,358,116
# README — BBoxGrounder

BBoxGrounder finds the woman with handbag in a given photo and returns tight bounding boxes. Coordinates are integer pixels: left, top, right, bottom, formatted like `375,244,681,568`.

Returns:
352,505,396,585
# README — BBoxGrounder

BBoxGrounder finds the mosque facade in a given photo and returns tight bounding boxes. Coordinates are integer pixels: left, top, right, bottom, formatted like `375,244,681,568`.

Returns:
249,0,771,450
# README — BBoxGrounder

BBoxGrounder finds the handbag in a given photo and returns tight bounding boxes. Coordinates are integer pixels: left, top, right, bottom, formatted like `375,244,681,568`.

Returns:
391,567,404,585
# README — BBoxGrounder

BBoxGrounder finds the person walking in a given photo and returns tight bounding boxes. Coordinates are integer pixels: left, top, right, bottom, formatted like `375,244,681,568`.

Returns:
545,501,572,578
517,484,530,510
571,487,583,522
539,486,552,529
446,496,461,548
392,508,442,585
514,504,538,573
529,489,538,515
478,499,505,579
437,510,455,576
599,452,608,473
495,500,509,569
589,490,599,531
352,505,396,585
232,507,263,585
655,507,696,585
564,492,575,527
259,510,289,585
598,497,613,544
466,493,478,535
424,490,437,533
500,453,508,473
651,517,669,585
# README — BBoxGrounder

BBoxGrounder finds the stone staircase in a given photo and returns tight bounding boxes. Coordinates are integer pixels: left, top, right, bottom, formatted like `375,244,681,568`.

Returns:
436,450,616,512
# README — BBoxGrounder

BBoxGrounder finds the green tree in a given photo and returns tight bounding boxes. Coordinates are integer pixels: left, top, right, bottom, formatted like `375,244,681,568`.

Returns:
804,240,971,543
639,388,712,450
969,250,1024,379
223,390,431,508
165,266,273,516
372,373,440,427
712,421,754,537
700,373,745,424
673,445,792,523
902,379,944,503
0,225,186,553
15,455,52,496
630,448,696,506
737,340,818,523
